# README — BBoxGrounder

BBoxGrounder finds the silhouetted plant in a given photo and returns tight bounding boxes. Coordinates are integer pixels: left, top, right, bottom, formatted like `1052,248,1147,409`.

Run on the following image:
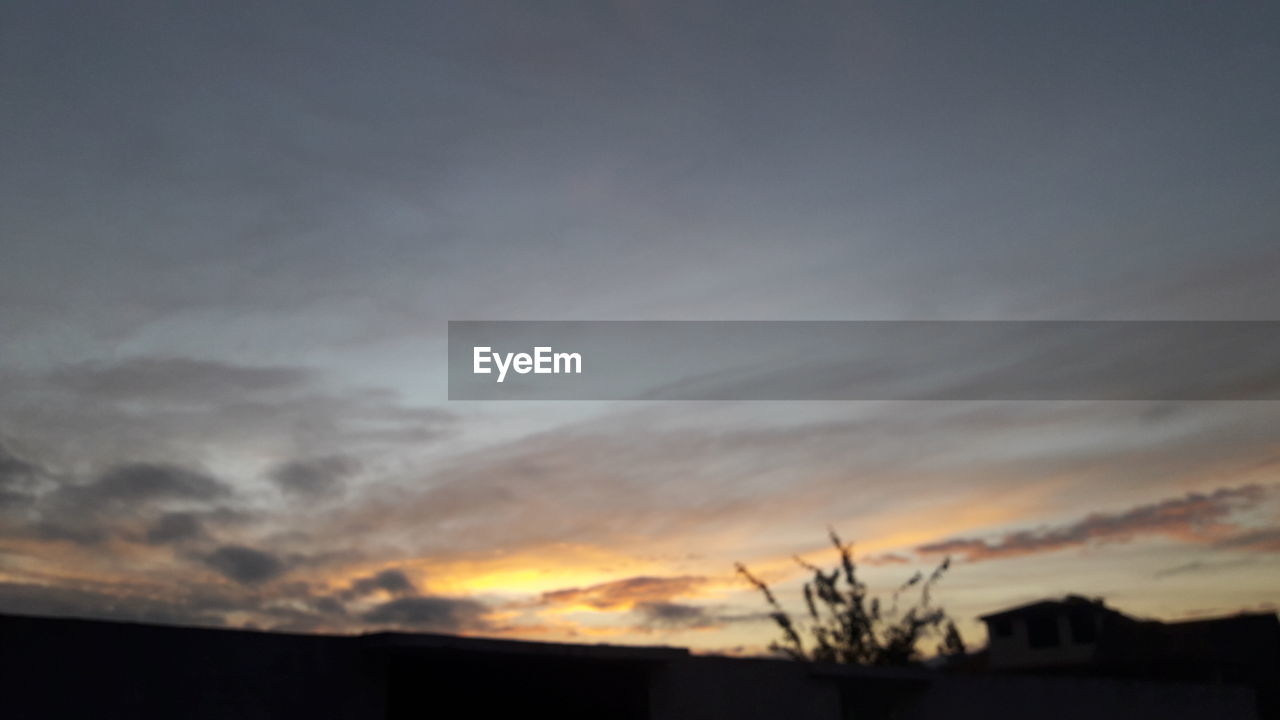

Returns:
937,617,967,659
736,529,962,665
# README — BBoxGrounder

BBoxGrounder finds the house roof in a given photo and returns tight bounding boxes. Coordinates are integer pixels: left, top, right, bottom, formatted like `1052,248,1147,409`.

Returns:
978,594,1119,622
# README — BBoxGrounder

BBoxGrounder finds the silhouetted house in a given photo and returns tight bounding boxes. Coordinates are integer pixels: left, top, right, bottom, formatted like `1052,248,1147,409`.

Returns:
980,595,1280,719
981,595,1130,670
0,611,1264,719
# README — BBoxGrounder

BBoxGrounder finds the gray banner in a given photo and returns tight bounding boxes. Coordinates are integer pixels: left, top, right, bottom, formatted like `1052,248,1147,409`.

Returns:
448,321,1280,401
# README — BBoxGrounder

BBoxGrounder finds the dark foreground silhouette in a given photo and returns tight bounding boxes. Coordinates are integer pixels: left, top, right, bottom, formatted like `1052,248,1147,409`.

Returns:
0,610,1270,719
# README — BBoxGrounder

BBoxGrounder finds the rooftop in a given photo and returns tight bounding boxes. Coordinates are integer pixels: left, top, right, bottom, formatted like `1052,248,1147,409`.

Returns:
978,594,1116,622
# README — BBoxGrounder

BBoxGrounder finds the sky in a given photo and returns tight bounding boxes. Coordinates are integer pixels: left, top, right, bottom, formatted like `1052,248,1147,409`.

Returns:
1,0,1278,654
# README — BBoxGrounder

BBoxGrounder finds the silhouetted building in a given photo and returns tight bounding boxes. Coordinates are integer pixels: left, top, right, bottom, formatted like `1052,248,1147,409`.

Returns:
1,611,1264,719
982,595,1130,670
980,595,1279,719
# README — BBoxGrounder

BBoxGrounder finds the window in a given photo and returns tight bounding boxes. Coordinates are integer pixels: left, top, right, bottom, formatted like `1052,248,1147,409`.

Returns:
992,618,1013,637
1026,615,1060,648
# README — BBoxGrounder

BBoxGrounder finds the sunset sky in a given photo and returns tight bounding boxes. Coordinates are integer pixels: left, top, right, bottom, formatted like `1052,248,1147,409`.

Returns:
2,1,1278,654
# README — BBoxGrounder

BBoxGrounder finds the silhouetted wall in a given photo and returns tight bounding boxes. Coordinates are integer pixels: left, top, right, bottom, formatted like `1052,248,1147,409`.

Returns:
1,614,386,719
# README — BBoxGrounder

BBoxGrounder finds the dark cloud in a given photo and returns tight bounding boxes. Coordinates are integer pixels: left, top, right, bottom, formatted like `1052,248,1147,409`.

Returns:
633,602,765,632
917,485,1271,562
310,596,348,617
47,357,310,404
361,596,489,632
0,442,38,481
538,575,707,611
0,441,41,508
344,569,415,599
144,512,205,545
634,602,716,629
18,463,234,546
201,545,287,586
81,463,230,505
31,520,109,546
269,455,358,499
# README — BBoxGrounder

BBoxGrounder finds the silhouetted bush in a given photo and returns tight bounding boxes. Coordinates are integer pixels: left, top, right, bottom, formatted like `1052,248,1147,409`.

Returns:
737,530,962,665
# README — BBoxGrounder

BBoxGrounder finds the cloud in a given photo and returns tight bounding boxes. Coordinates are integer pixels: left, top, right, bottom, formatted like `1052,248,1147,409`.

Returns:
0,581,228,627
863,553,911,566
47,357,310,405
0,441,42,508
509,571,766,636
916,485,1271,562
633,602,717,629
18,462,235,546
1214,527,1280,553
144,512,205,545
0,577,350,633
313,398,1280,577
269,455,359,499
309,595,349,617
202,545,287,585
77,463,231,505
0,442,38,480
538,575,708,611
8,458,235,543
362,596,490,632
2,356,455,472
1153,557,1260,579
344,569,416,599
0,0,1277,649
28,521,109,546
632,601,766,632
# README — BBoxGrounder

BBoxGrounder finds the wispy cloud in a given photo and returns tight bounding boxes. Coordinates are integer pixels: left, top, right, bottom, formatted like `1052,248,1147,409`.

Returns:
536,575,709,611
1,356,454,470
1214,527,1280,553
863,553,911,566
916,485,1274,562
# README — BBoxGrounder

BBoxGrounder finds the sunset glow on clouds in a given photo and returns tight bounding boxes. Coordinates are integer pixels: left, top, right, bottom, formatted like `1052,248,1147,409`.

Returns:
2,0,1279,654
3,393,1277,649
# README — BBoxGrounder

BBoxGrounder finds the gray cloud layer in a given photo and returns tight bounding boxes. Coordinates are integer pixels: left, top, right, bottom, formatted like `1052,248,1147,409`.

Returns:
3,0,1278,370
0,356,453,474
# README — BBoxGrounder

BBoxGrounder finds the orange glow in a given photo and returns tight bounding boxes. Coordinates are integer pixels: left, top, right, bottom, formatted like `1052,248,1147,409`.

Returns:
388,543,666,596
